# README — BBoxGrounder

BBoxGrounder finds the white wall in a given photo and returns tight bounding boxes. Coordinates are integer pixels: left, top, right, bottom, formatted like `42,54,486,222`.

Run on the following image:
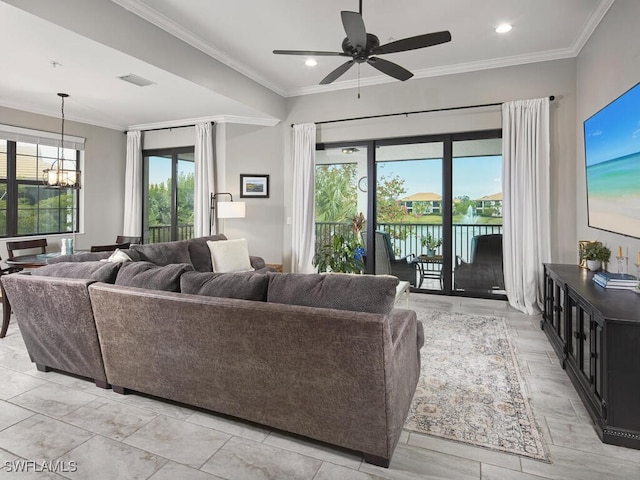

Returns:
283,58,578,271
0,105,126,261
576,0,640,266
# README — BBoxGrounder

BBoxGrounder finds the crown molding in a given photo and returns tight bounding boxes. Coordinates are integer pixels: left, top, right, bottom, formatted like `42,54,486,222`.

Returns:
127,115,280,131
0,100,125,131
287,47,577,97
111,0,287,97
570,0,615,55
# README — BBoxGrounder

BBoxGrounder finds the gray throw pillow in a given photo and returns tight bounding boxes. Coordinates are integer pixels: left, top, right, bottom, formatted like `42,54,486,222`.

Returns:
187,234,227,272
130,241,191,266
266,273,398,314
180,271,268,301
33,261,121,284
115,261,194,292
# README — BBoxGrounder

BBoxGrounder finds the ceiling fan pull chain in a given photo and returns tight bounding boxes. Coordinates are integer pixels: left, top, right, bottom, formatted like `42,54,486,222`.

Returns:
358,64,361,99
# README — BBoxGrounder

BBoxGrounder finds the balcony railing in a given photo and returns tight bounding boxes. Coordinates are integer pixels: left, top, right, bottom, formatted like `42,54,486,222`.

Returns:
147,224,194,244
315,221,503,263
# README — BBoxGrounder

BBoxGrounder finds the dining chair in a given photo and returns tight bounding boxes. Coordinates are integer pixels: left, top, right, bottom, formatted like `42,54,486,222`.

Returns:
90,242,130,253
116,236,141,245
0,258,21,338
6,238,48,261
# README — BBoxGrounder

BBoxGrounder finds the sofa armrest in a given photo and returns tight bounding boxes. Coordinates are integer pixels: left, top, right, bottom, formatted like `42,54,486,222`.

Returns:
1,274,107,384
383,308,422,462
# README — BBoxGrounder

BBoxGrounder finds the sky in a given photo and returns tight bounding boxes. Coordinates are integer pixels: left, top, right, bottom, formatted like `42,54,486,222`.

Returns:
584,82,640,166
148,156,194,186
377,156,503,200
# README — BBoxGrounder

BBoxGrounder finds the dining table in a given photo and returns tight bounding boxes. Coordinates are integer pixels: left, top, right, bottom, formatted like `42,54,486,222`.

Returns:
5,252,63,269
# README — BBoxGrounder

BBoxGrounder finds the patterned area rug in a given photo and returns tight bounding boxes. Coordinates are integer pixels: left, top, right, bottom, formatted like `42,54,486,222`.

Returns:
405,310,550,461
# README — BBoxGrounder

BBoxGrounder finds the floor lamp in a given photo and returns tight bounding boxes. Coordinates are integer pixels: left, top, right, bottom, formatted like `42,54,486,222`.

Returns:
210,193,246,234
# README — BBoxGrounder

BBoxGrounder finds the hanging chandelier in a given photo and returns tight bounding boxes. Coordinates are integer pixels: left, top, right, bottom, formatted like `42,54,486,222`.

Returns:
42,93,81,189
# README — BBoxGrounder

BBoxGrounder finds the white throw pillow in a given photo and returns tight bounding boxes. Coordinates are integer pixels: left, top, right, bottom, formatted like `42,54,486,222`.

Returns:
207,238,254,273
100,248,132,263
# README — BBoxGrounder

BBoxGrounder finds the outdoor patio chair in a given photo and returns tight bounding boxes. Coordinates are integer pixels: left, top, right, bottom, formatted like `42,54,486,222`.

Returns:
362,231,416,286
454,233,504,291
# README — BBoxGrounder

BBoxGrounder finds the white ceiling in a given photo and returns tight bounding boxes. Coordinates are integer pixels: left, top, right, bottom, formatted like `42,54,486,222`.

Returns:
0,0,613,130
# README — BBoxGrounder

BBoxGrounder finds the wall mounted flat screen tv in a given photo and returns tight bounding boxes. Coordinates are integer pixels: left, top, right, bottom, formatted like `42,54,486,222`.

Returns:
584,81,640,239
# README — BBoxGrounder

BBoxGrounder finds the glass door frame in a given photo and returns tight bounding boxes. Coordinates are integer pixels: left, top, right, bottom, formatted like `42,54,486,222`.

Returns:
317,128,503,299
142,146,194,243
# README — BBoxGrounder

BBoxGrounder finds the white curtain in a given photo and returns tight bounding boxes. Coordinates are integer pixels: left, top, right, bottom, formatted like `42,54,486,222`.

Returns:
291,123,316,273
123,130,142,236
194,122,215,237
502,98,551,314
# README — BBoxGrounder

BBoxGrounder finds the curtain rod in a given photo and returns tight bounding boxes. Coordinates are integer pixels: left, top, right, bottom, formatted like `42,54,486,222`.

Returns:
124,121,214,134
291,96,555,128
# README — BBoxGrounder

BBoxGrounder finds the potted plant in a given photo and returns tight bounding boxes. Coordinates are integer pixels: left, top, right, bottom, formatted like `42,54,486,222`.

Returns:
313,234,364,274
582,241,611,271
421,234,442,257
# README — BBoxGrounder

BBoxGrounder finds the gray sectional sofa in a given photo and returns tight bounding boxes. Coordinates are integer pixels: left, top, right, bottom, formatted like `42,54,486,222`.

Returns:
1,236,424,467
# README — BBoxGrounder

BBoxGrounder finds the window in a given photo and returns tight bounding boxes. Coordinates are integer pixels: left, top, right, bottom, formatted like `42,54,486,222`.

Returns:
143,147,194,243
0,137,81,237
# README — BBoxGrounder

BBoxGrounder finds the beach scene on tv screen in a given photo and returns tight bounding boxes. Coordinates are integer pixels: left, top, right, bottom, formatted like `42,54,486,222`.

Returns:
584,82,640,238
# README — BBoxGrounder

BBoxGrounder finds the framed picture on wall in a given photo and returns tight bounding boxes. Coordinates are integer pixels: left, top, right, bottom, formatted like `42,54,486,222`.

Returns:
240,174,270,198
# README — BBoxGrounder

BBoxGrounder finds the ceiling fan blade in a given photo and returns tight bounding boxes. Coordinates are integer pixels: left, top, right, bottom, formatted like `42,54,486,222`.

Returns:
375,31,452,55
367,57,413,81
319,60,355,85
341,11,367,50
273,50,347,56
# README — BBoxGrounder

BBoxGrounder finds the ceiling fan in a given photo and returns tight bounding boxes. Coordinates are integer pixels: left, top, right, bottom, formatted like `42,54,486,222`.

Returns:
273,1,451,85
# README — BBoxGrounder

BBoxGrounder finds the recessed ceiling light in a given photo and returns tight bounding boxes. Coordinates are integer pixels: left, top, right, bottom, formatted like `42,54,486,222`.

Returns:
305,58,317,67
496,23,512,34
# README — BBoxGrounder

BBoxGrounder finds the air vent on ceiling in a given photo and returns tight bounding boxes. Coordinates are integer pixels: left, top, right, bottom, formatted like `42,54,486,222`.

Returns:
118,74,155,87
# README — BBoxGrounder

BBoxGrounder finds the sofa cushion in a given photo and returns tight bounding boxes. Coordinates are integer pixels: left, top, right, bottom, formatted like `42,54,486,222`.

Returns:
267,273,399,314
187,234,227,272
180,271,269,301
207,238,254,273
33,261,121,284
115,261,194,292
101,249,133,263
130,241,191,266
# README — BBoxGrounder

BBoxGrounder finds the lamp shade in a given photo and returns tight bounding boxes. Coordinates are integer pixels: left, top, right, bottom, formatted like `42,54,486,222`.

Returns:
217,201,245,218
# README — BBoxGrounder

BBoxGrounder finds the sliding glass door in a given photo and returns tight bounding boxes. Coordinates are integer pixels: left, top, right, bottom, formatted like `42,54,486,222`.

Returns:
142,147,194,244
452,138,504,295
315,130,503,299
314,144,368,255
375,141,445,291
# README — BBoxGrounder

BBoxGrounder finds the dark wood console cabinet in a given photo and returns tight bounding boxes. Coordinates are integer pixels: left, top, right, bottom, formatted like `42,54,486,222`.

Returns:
542,264,640,449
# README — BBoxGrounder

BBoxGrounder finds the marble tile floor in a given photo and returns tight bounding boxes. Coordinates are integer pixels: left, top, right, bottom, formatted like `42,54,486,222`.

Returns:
0,296,639,480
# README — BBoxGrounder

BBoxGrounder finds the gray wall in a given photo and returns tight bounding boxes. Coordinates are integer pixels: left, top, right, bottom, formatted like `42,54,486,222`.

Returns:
0,105,126,260
576,0,640,265
223,123,284,264
283,58,578,270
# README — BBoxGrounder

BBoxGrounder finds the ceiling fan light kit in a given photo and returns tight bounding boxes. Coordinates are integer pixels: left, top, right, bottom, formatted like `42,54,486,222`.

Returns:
273,2,451,85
